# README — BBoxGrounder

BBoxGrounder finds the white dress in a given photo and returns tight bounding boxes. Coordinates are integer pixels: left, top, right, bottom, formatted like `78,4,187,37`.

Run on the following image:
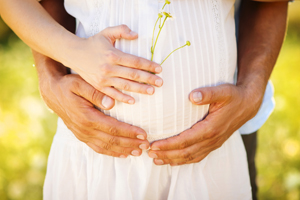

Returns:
44,0,252,199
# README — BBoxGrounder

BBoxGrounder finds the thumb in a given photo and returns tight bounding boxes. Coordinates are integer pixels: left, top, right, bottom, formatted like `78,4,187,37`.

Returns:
189,84,233,105
101,24,138,44
71,76,115,110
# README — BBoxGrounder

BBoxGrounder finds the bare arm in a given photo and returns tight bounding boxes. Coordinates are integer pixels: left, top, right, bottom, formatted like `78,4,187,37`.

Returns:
237,0,288,104
32,0,150,157
0,0,163,104
148,0,288,165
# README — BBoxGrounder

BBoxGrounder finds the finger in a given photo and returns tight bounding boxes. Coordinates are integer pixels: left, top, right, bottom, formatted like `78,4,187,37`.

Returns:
149,142,201,164
99,86,135,104
70,75,115,110
116,50,162,74
184,152,211,165
101,24,138,44
90,131,150,150
91,138,145,157
65,110,149,152
87,109,148,140
150,128,201,151
86,142,126,158
109,65,163,87
189,84,234,105
153,146,212,166
108,77,155,95
171,137,225,165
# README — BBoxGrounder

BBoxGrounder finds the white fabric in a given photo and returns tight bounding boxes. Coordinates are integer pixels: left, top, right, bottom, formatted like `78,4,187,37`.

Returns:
239,80,275,134
44,0,252,199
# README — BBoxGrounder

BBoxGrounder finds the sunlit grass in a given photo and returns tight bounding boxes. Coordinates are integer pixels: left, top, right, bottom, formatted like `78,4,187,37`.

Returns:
257,34,300,200
0,35,57,200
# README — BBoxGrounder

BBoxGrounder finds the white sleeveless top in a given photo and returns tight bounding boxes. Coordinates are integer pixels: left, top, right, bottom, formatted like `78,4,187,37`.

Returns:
43,1,251,199
65,0,237,142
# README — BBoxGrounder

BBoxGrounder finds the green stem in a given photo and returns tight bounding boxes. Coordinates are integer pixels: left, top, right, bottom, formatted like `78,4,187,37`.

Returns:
151,16,168,61
160,44,188,65
151,17,160,52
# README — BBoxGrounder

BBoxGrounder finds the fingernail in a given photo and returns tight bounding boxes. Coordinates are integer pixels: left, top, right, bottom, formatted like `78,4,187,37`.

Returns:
155,67,162,73
130,31,138,36
149,152,158,158
151,147,160,151
120,155,127,158
102,95,114,108
139,144,148,150
193,92,202,103
147,87,154,95
137,135,145,140
128,99,135,104
155,79,163,87
155,159,164,165
131,150,140,156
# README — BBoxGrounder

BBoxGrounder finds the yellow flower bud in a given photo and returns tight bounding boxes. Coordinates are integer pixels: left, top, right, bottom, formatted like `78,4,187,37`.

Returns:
186,41,191,46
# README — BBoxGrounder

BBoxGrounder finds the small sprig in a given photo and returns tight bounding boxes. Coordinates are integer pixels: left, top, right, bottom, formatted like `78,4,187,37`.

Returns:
150,0,190,65
160,41,191,65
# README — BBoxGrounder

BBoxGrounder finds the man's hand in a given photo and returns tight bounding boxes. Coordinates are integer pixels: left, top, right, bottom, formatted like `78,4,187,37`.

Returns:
148,0,288,165
148,84,261,165
35,55,150,158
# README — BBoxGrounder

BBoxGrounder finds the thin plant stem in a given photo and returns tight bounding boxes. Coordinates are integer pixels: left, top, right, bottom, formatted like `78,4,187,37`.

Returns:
160,44,188,65
151,2,167,61
151,17,161,54
151,16,168,61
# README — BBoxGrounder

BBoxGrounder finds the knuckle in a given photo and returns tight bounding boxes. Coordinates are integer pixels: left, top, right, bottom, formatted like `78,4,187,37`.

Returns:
101,64,112,75
97,77,107,85
70,79,81,91
128,71,140,80
119,24,128,32
207,130,218,139
179,140,189,149
102,142,112,150
106,50,119,63
132,57,142,68
187,155,195,161
122,82,130,91
180,150,191,160
108,136,120,146
108,126,118,136
90,89,99,103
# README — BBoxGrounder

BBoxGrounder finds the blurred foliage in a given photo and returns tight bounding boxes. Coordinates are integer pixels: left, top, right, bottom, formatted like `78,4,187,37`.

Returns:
0,2,300,200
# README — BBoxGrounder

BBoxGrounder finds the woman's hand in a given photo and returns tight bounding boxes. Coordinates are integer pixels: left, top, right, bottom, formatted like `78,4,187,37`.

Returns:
64,25,164,104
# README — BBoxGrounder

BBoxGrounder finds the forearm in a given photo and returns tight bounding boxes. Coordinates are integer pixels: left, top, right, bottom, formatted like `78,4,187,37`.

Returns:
0,0,79,66
32,0,76,78
237,0,288,104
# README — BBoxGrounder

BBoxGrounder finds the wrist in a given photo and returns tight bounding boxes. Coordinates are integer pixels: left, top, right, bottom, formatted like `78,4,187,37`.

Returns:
236,76,265,118
57,33,86,71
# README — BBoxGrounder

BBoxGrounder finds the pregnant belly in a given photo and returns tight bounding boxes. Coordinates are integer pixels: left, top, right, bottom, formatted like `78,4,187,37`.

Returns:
102,38,211,142
103,87,209,142
72,0,237,142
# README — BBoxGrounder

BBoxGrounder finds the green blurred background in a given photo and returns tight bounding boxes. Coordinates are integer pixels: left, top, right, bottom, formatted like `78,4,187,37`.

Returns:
0,3,299,200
